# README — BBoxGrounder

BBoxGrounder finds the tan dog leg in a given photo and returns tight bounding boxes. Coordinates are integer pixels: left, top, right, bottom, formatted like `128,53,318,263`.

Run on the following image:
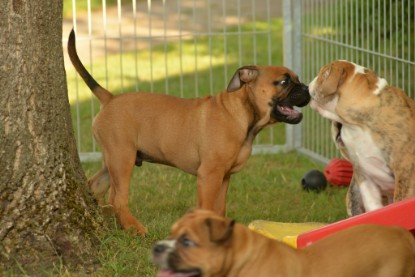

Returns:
88,166,110,206
197,166,230,216
106,148,147,235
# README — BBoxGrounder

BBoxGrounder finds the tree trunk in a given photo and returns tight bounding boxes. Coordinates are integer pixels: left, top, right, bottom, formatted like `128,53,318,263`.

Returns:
0,0,104,273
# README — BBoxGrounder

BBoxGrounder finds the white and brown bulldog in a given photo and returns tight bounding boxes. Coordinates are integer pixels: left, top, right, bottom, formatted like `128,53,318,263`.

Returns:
152,210,415,277
67,29,310,234
309,60,415,215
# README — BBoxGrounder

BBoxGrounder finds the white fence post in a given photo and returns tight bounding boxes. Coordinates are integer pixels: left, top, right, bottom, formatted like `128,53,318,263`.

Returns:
283,0,303,151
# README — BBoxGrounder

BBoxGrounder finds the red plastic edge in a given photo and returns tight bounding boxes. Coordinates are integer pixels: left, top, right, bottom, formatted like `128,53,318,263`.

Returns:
297,197,415,248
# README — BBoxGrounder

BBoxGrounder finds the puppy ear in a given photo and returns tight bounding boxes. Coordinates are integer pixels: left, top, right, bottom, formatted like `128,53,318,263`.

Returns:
205,217,235,243
227,66,259,92
319,64,346,94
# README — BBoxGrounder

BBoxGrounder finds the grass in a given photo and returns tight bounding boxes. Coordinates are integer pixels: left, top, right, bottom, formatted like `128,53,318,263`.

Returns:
79,152,348,276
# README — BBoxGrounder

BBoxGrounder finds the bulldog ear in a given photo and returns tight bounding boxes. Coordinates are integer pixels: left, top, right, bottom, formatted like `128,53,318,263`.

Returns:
205,217,235,243
320,64,346,93
227,66,259,92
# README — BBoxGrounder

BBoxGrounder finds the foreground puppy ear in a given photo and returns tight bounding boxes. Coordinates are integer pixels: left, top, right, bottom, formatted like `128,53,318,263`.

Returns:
205,217,235,243
227,66,259,92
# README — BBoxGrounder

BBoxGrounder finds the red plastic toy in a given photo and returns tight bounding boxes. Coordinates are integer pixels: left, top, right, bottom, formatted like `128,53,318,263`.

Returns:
296,197,415,248
324,158,353,187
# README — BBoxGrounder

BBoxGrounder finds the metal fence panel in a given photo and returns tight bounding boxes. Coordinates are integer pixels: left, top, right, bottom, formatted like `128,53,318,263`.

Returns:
64,0,287,162
292,0,415,163
65,0,413,163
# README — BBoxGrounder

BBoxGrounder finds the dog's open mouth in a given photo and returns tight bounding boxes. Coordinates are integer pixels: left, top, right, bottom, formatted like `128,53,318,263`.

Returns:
272,102,303,124
271,86,310,124
157,269,201,277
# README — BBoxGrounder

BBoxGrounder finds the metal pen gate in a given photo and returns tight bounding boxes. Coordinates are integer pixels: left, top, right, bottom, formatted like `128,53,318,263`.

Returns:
64,0,286,162
65,0,414,164
285,0,415,163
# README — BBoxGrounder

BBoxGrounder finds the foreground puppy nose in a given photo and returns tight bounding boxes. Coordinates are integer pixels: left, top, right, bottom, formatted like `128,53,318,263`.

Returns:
153,243,168,255
302,85,309,93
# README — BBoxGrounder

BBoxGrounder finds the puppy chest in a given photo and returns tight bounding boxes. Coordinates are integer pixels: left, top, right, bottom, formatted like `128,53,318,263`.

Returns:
341,126,394,186
230,144,252,173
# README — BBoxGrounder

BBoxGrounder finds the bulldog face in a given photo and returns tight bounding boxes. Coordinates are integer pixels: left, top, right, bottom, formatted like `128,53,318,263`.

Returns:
308,60,388,146
227,65,310,125
308,61,348,123
152,210,235,277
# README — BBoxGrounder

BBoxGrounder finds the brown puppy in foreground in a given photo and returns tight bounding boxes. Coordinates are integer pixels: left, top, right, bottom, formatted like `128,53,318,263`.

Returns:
67,29,310,234
153,210,415,277
309,60,415,216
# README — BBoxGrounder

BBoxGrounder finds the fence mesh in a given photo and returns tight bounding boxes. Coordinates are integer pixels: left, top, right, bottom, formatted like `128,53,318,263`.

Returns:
65,0,415,163
297,0,415,163
64,0,286,161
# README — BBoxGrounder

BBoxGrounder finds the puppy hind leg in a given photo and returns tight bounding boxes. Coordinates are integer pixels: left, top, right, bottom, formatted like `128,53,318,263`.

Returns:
88,165,110,206
107,149,147,235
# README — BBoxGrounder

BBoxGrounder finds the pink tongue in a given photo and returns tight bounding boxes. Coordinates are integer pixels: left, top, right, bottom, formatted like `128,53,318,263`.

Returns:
278,105,300,117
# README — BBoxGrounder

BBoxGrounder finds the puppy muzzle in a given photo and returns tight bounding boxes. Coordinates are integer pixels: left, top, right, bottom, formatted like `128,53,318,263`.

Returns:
271,83,310,124
152,240,176,269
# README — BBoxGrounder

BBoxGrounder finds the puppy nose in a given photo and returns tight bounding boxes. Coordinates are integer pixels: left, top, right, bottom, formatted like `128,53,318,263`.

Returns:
302,84,309,93
153,243,167,255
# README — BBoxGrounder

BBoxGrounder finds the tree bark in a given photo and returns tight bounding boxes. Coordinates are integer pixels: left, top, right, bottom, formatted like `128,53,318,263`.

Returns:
0,0,104,273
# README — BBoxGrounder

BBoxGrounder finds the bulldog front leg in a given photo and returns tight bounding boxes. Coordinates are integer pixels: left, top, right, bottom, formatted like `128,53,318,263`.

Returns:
197,166,231,216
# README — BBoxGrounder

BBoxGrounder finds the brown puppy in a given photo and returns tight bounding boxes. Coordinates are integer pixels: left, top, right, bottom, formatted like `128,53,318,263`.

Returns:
309,60,415,216
153,210,415,277
67,29,310,234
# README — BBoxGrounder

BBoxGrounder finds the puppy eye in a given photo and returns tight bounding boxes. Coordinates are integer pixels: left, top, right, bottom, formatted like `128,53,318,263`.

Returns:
179,236,196,248
280,78,290,86
274,78,290,86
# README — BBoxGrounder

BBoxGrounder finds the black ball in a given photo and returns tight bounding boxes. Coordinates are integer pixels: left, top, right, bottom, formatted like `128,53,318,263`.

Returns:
301,170,327,192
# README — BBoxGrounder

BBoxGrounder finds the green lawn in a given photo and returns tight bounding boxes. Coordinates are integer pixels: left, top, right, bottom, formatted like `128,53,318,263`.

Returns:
78,153,347,276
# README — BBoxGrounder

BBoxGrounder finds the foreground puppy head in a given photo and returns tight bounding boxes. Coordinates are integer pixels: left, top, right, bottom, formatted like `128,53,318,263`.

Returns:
152,210,235,277
227,65,310,124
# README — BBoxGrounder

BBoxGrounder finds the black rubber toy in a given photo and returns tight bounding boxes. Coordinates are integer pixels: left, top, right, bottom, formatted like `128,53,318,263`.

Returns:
301,170,327,192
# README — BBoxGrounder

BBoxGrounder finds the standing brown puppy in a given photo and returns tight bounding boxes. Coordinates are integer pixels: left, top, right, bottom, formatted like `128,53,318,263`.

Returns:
67,29,310,234
153,210,415,277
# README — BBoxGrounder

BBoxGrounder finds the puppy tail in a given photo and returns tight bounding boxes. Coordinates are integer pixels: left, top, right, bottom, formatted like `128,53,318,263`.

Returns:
67,28,112,105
